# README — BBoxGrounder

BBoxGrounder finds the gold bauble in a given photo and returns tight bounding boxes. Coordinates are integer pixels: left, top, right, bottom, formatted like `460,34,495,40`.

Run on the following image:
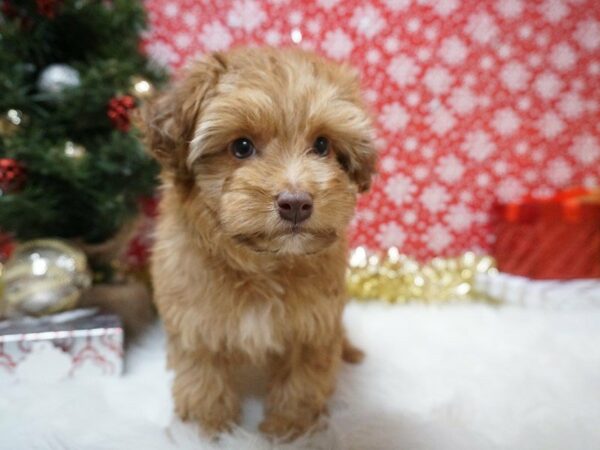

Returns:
0,109,28,137
130,76,155,100
1,239,92,317
63,140,87,159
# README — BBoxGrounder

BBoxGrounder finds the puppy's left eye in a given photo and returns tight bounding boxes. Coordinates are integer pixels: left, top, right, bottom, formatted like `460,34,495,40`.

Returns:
313,136,329,156
230,138,256,159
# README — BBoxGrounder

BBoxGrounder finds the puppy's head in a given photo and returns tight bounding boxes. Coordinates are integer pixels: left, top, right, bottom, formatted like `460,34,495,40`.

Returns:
142,48,376,255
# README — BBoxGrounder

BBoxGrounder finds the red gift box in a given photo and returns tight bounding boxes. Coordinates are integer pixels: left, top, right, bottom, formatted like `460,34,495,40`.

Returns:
494,188,600,280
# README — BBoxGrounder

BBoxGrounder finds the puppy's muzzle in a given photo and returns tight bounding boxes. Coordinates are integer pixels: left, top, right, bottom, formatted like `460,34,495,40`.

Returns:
276,191,313,224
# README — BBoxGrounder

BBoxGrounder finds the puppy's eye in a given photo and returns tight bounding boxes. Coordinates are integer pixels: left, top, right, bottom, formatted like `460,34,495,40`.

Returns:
313,136,329,156
230,138,255,159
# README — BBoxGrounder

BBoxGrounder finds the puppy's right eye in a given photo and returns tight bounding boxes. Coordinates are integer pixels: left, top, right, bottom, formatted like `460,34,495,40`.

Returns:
230,138,256,159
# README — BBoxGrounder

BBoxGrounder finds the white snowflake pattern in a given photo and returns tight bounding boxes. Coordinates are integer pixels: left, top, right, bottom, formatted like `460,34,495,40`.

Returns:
322,29,354,59
387,54,421,86
435,155,465,183
466,12,499,44
569,134,600,165
424,224,452,252
384,38,401,53
497,177,526,202
558,92,585,119
381,103,410,132
265,30,282,46
439,36,468,65
350,5,385,39
549,43,577,71
403,211,418,225
500,61,531,92
145,41,179,67
536,112,565,139
461,130,497,161
533,72,563,100
382,0,412,11
366,49,381,64
495,0,524,19
546,158,573,186
446,204,475,231
380,156,398,173
431,0,459,16
574,19,600,51
316,0,341,9
420,184,450,213
377,222,407,248
541,0,570,24
199,21,233,51
427,105,456,136
385,174,417,205
491,108,521,136
423,66,454,94
227,0,266,32
448,86,478,115
174,33,192,50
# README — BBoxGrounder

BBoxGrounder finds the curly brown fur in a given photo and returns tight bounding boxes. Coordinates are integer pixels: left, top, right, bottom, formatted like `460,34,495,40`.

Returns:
141,47,376,440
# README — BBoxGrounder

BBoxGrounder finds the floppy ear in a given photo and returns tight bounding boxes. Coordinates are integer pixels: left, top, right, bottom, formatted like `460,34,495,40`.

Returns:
350,138,377,193
138,53,227,179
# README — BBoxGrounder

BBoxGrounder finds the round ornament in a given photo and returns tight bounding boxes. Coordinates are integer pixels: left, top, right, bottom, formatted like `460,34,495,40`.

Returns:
0,158,26,194
37,64,81,96
130,76,155,100
0,109,28,137
1,239,92,317
63,140,87,159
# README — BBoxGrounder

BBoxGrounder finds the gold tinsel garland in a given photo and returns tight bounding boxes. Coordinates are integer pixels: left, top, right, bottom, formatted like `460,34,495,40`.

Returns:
346,247,498,303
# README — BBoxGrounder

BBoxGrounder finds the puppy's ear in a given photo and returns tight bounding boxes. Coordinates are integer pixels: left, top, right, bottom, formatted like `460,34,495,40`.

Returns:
350,138,377,193
138,53,227,179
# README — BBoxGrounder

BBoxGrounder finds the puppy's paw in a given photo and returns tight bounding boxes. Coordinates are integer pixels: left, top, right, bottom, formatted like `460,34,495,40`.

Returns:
175,394,240,438
259,412,321,441
342,338,365,364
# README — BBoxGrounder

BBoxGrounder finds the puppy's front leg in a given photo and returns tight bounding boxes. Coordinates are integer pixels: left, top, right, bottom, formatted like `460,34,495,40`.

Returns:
171,348,240,437
260,339,342,439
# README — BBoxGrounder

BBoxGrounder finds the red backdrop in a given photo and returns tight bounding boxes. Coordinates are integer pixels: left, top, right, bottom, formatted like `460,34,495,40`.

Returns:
143,0,600,260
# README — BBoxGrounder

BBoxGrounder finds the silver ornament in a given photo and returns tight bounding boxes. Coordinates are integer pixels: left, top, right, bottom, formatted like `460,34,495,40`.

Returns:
37,64,81,96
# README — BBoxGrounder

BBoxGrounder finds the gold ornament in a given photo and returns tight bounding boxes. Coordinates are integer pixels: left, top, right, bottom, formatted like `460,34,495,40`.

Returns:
63,140,87,159
1,239,92,317
130,76,155,100
0,109,28,137
347,247,498,303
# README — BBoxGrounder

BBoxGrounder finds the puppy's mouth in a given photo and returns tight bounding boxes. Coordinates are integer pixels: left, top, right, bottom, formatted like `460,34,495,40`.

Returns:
232,227,337,254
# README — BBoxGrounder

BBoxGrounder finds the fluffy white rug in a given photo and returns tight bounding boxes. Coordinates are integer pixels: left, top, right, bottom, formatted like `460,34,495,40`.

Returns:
2,295,600,450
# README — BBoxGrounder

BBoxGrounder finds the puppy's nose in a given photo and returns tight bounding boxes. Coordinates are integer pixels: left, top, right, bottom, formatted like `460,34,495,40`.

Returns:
276,191,313,223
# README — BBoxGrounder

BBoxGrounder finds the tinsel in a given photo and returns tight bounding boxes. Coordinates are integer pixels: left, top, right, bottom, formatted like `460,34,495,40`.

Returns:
347,247,498,303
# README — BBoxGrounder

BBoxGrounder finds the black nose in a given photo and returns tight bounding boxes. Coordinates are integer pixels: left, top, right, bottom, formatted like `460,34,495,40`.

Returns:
276,191,313,224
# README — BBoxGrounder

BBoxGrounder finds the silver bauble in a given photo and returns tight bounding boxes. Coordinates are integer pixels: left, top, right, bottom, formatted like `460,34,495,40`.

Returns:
37,64,81,96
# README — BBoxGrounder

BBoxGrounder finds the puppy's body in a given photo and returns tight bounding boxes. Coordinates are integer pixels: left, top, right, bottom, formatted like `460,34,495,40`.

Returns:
144,48,375,439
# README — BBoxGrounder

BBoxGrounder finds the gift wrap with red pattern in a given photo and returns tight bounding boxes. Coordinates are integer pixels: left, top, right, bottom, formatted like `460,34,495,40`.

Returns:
143,0,600,260
0,312,123,381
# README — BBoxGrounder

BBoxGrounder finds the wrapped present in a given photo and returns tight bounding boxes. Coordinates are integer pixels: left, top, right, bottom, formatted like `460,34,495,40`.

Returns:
494,188,600,280
0,309,123,381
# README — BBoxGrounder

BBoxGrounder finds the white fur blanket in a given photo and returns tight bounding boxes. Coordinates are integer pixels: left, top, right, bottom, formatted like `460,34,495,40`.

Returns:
2,292,600,450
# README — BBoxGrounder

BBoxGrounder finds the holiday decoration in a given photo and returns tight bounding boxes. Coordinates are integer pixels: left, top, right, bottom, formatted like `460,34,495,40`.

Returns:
346,248,497,303
130,75,155,100
0,109,27,137
144,0,600,260
107,95,136,132
1,239,92,317
36,64,81,97
0,159,26,194
63,141,86,160
494,188,600,280
0,309,123,380
36,0,60,18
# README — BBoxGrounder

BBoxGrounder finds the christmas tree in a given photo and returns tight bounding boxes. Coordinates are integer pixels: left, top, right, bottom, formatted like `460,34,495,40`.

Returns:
0,0,164,244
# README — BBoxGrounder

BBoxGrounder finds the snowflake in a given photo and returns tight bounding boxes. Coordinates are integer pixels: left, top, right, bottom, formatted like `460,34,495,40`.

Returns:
536,112,565,140
406,92,421,106
519,25,533,39
382,0,412,11
403,211,418,225
200,21,233,51
446,204,475,231
448,86,478,115
439,36,468,65
350,5,385,39
574,19,600,51
534,72,563,100
480,56,494,70
495,0,523,18
316,0,341,9
477,173,491,187
174,33,192,50
423,66,454,94
407,18,421,32
145,41,179,67
384,37,401,53
569,134,600,165
385,174,417,205
322,29,354,59
380,103,410,132
265,30,282,46
404,137,419,151
424,224,452,253
491,108,521,136
558,92,584,119
493,160,509,176
497,178,526,202
227,0,266,32
377,222,407,248
431,0,458,16
466,12,499,44
417,48,432,62
500,62,531,92
387,54,421,86
414,166,429,180
427,105,456,136
461,130,497,161
541,0,570,24
546,158,573,186
366,49,381,64
420,184,450,213
380,156,398,173
497,44,513,59
163,2,179,17
435,155,465,183
549,43,577,71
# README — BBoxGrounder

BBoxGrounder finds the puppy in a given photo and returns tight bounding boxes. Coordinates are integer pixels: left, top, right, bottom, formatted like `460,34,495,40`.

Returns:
142,47,376,439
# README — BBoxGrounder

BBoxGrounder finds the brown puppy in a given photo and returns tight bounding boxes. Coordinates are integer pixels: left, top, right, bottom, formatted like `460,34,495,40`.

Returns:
141,47,376,440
